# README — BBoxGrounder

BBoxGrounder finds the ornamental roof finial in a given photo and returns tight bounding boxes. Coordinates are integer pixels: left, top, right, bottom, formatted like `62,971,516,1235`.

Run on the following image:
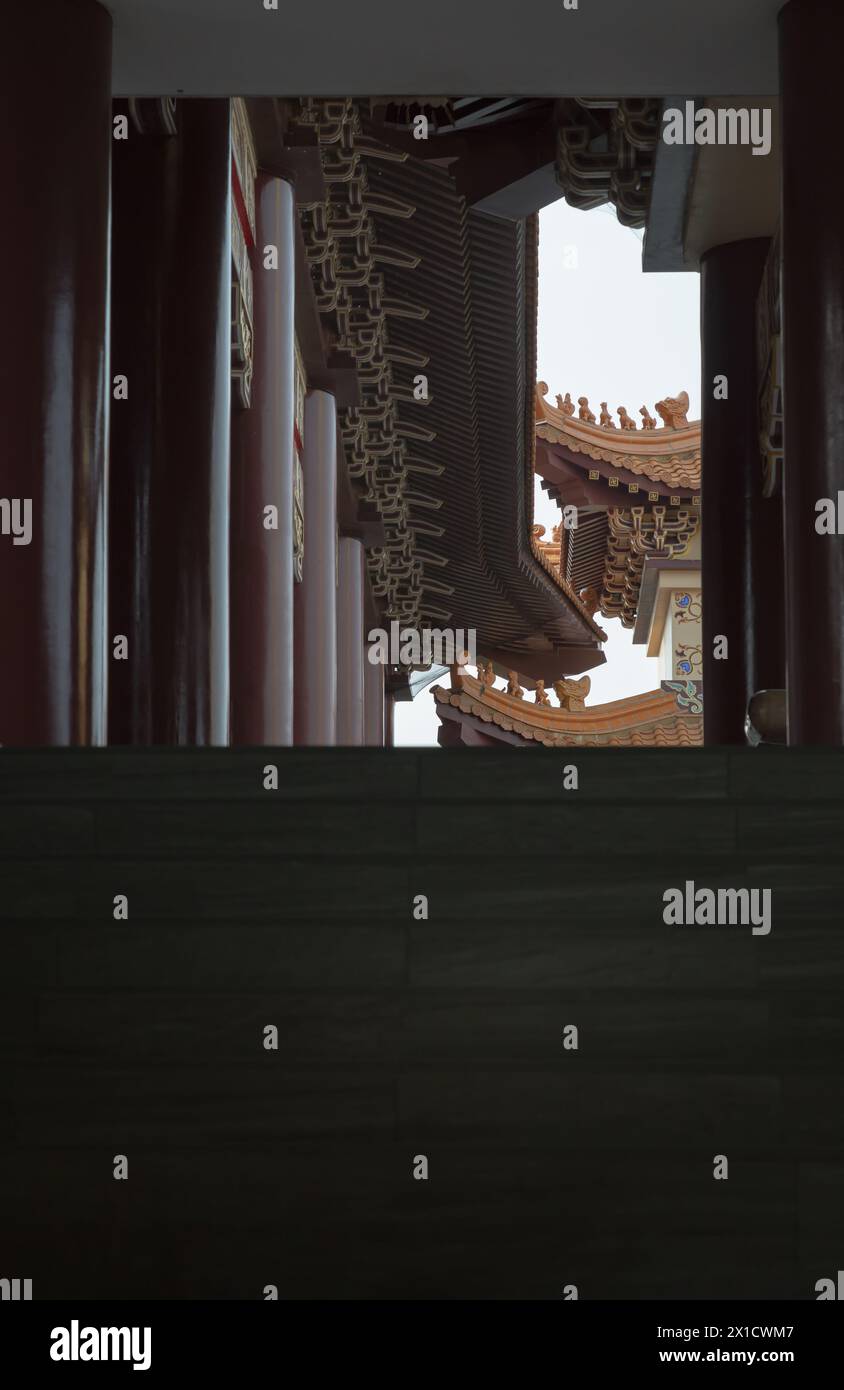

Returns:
655,391,690,429
507,671,524,699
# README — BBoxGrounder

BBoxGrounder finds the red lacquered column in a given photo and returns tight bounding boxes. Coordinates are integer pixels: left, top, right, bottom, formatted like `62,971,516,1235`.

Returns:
109,99,231,744
293,389,338,745
700,238,776,744
0,0,111,744
336,537,365,745
780,0,844,742
231,175,297,745
364,648,385,746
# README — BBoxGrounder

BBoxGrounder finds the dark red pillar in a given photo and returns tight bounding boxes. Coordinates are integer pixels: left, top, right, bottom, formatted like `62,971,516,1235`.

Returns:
336,537,365,745
109,100,231,745
701,238,782,743
0,0,111,744
781,0,844,743
364,656,385,747
231,176,297,745
293,390,338,745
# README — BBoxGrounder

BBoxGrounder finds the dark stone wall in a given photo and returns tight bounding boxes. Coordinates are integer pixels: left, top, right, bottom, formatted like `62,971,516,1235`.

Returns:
1,748,842,1300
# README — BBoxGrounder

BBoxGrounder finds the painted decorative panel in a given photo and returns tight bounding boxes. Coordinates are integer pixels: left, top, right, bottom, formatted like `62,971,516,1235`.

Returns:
671,588,703,680
230,98,256,410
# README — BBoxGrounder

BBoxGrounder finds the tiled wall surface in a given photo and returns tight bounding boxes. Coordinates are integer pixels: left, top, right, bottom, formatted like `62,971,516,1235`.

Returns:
1,748,842,1299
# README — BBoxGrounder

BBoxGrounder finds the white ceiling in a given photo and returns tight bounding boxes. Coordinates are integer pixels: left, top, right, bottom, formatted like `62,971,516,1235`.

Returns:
107,0,785,97
684,99,781,265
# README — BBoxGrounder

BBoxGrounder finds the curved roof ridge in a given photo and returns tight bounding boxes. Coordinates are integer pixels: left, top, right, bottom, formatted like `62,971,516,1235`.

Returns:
432,669,702,746
535,382,701,490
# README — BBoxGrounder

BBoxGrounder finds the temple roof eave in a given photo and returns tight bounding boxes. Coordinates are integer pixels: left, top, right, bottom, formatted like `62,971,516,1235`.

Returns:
432,668,702,747
536,424,701,494
347,152,605,671
535,383,701,494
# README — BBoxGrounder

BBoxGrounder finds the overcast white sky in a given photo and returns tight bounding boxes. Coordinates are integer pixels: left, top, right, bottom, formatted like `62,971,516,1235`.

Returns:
395,197,701,746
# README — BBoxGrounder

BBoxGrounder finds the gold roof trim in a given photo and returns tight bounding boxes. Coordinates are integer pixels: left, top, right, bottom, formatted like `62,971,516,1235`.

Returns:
529,526,607,640
535,383,701,491
433,667,702,747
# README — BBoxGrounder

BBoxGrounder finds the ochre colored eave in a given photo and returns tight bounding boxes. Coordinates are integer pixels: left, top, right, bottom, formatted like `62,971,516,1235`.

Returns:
535,384,701,492
432,670,703,747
